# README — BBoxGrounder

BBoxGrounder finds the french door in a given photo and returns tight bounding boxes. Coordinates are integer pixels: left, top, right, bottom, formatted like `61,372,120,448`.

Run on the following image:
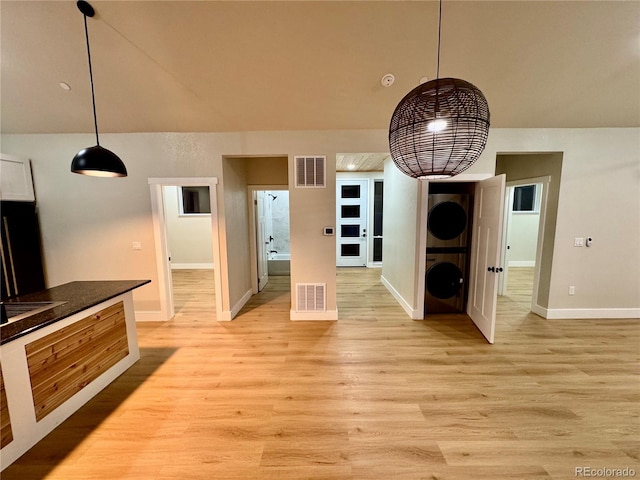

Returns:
336,180,368,267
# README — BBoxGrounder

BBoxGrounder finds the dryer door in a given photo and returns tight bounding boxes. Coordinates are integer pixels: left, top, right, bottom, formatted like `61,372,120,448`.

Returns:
427,194,469,248
424,254,466,313
426,262,463,299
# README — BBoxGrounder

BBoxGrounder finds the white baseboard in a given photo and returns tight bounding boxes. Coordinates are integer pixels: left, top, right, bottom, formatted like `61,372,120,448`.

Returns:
134,310,166,322
380,275,423,320
218,288,253,321
508,261,535,267
533,305,640,320
531,304,548,318
170,263,214,270
290,309,338,321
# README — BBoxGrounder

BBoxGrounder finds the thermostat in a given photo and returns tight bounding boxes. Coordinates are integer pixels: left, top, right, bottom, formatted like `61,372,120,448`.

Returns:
324,227,335,236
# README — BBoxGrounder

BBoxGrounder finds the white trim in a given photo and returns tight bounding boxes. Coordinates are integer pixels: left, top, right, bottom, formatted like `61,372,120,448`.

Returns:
290,309,338,321
148,183,173,321
149,177,219,185
414,180,429,318
432,173,493,182
508,261,536,267
531,304,548,318
170,263,214,270
336,178,369,267
500,175,551,308
148,177,223,323
380,275,422,320
218,288,253,321
247,185,289,295
538,307,640,320
133,310,166,322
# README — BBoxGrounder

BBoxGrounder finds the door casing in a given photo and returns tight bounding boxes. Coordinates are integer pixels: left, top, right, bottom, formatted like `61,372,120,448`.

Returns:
148,177,222,321
247,185,288,294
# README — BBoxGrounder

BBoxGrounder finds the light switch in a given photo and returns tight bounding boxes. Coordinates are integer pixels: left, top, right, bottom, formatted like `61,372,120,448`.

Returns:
574,237,584,247
132,241,142,250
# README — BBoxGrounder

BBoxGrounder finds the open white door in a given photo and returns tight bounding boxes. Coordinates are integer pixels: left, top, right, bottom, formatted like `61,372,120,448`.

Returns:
468,174,506,344
255,191,269,291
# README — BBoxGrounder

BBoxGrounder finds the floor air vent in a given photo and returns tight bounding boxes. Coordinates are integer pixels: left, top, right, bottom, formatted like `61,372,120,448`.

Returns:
296,283,326,312
295,156,326,188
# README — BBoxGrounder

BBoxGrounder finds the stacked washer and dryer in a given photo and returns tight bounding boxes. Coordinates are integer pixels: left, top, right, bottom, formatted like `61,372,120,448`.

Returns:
425,193,472,314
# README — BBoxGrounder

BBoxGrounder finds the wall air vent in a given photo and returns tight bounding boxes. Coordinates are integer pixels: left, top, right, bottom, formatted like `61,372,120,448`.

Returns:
295,156,326,188
296,283,326,312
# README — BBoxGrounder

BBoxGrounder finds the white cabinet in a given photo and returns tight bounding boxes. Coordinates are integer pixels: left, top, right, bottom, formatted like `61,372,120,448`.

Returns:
0,153,35,202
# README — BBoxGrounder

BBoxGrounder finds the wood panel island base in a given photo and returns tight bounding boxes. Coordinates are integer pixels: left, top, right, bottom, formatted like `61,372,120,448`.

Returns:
0,280,150,471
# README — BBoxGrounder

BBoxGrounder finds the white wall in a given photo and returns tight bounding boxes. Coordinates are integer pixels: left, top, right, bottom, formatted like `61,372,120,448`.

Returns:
220,158,252,317
162,185,214,268
507,212,540,266
380,160,424,318
2,127,638,320
484,129,640,316
267,190,290,255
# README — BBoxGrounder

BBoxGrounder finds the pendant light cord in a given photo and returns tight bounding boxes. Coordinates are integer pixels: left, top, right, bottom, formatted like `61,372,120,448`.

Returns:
83,14,100,146
436,0,442,79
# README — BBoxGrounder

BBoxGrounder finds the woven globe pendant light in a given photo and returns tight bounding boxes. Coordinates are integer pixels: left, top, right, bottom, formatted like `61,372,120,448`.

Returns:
389,0,490,179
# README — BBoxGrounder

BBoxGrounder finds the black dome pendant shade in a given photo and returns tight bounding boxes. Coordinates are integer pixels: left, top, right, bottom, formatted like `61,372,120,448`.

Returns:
71,145,127,177
71,0,127,178
388,0,489,179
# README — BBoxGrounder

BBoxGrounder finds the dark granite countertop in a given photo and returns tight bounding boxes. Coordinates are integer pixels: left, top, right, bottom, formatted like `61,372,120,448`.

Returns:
0,280,150,345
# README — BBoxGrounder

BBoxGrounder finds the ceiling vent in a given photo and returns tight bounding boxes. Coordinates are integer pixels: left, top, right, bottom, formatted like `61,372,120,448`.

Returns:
295,156,326,188
296,283,326,312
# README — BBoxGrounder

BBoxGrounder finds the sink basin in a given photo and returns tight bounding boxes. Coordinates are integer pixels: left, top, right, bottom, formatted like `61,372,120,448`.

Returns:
1,301,67,324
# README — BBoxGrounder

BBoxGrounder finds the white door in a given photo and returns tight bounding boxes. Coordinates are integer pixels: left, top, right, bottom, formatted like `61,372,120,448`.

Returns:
336,180,368,267
498,186,515,295
255,191,269,291
468,174,506,344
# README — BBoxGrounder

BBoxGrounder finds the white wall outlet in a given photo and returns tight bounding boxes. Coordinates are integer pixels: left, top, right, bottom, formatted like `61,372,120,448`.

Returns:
132,241,142,250
568,285,575,295
574,237,584,247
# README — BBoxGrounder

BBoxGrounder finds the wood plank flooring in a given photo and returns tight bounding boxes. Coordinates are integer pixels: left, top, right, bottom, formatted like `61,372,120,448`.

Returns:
505,267,535,310
3,268,638,479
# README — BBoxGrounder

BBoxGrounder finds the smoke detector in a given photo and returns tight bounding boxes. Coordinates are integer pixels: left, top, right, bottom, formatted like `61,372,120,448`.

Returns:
381,73,395,87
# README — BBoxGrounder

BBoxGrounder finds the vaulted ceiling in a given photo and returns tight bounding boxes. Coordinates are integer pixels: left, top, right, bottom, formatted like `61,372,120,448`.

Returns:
1,1,639,136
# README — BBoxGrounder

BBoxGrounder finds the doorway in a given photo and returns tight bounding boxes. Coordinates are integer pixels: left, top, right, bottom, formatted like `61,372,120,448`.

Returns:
148,177,223,321
336,179,368,267
499,179,548,312
248,186,290,295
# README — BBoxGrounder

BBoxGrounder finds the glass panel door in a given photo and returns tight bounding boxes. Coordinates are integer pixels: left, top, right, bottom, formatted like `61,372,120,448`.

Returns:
336,180,368,267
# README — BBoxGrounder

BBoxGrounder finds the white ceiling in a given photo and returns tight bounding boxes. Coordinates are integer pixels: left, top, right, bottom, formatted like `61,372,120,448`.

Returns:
1,0,639,138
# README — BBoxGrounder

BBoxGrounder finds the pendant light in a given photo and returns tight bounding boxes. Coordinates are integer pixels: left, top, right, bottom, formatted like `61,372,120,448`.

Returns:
71,0,127,177
389,0,490,179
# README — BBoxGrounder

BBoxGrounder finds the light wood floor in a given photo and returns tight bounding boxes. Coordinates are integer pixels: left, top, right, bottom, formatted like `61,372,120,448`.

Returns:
505,267,535,310
4,269,639,479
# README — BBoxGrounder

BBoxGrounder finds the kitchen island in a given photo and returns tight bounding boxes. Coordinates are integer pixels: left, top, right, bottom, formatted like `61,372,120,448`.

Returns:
0,280,150,470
